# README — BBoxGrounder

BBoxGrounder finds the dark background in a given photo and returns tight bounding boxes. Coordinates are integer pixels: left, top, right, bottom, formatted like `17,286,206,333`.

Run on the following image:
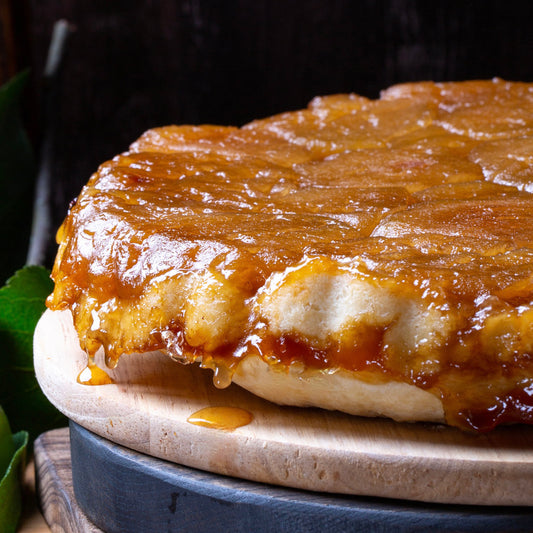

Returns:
2,0,533,269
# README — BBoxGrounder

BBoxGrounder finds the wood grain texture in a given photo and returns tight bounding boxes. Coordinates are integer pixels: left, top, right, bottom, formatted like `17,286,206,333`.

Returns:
34,309,533,506
33,428,102,533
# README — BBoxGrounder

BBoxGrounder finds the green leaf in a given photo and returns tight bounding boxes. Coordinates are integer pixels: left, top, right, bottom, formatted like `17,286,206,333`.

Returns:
0,71,36,284
0,266,66,441
0,407,28,533
0,407,15,481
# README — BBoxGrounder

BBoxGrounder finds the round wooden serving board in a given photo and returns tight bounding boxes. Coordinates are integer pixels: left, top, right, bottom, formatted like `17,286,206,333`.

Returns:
34,309,533,506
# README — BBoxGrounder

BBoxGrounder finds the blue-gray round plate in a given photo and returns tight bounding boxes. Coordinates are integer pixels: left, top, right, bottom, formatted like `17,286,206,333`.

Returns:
69,422,533,533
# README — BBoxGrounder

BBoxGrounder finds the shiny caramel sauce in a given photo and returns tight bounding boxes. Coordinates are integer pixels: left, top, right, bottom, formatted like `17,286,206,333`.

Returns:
187,406,253,431
77,362,114,386
47,80,533,431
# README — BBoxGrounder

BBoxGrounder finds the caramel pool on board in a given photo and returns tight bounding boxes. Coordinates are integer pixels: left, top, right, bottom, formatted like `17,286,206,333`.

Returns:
187,406,253,431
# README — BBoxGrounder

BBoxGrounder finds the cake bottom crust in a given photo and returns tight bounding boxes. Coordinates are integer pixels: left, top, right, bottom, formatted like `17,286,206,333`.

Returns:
232,355,445,423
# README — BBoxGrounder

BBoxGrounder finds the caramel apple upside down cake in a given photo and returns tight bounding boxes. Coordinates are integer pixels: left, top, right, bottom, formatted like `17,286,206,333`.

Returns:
47,79,533,431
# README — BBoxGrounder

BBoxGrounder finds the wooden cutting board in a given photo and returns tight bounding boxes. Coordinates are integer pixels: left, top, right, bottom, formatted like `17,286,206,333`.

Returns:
34,309,533,506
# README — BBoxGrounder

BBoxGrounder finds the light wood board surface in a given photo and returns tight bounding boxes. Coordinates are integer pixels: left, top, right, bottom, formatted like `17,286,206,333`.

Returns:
34,309,533,506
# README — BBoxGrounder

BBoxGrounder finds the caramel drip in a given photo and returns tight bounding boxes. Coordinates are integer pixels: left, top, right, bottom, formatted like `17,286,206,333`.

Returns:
187,406,253,431
77,362,115,386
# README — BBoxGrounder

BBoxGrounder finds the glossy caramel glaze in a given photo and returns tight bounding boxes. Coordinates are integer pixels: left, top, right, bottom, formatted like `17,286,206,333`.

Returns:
77,362,114,386
48,80,533,431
